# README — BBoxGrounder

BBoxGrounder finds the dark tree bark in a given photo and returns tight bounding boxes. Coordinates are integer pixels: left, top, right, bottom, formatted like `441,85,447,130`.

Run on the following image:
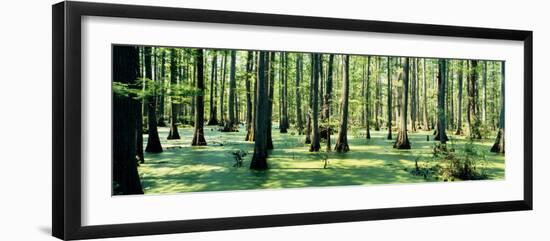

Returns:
374,57,381,131
157,50,167,127
144,47,163,153
207,50,219,125
266,52,275,149
455,60,464,135
280,52,289,133
322,54,334,140
491,62,505,153
250,51,269,170
245,51,255,141
323,55,334,119
135,49,145,163
167,49,180,140
309,54,321,152
387,57,393,139
191,49,207,146
136,97,144,163
411,58,417,132
467,60,482,139
222,50,238,132
361,60,366,127
112,45,143,195
219,51,227,125
435,59,449,143
422,59,429,130
295,54,304,134
304,55,312,144
335,55,350,152
365,57,371,139
481,61,487,123
394,58,411,149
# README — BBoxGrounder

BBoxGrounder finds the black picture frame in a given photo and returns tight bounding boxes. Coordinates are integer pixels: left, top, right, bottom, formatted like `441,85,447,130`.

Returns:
52,1,533,240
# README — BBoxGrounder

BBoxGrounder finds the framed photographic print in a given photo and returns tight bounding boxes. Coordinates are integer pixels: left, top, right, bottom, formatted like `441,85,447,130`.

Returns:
52,1,533,240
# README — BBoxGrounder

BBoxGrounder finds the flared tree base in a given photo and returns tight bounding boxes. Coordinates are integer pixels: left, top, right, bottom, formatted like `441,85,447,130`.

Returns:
393,131,411,149
206,118,219,126
309,144,320,152
245,129,255,141
219,123,239,132
334,142,349,153
250,152,268,170
304,135,311,144
167,123,180,140
434,133,449,142
145,138,163,153
191,130,207,146
490,128,505,153
157,117,167,127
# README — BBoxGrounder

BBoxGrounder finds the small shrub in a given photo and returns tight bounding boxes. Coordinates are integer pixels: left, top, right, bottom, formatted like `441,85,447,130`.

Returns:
435,139,489,181
411,139,489,181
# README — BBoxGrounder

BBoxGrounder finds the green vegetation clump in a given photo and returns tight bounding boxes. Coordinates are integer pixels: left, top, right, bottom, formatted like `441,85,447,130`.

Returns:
411,139,489,181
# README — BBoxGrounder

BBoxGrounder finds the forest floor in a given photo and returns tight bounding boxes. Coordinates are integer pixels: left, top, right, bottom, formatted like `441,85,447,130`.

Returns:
138,124,505,194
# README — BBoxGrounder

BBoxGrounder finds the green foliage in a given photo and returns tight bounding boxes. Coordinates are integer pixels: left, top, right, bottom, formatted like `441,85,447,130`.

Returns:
410,138,489,181
112,77,202,101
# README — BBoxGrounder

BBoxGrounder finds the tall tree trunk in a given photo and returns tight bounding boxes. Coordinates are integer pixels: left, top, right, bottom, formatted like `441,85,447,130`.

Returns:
157,50,167,127
387,57,393,139
250,51,269,170
191,49,207,146
435,59,449,143
467,60,482,139
455,60,464,135
245,51,255,141
144,47,163,153
219,51,227,125
267,52,275,149
309,54,321,152
365,57,371,139
280,52,289,133
207,50,219,125
422,59,429,130
374,57,382,131
483,61,488,123
411,58,417,132
112,45,143,195
335,55,350,152
304,55,313,144
394,58,411,149
491,62,505,153
167,49,180,139
135,49,145,163
322,54,334,139
295,54,304,134
223,50,237,132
